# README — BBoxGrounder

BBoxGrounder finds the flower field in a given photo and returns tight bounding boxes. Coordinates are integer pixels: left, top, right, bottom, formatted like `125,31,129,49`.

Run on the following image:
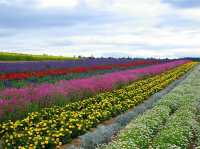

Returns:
99,62,200,149
0,60,188,121
0,58,198,149
0,59,161,74
0,60,161,80
0,59,161,89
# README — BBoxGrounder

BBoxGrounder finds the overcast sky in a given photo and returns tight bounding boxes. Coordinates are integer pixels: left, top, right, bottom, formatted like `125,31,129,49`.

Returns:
0,0,200,58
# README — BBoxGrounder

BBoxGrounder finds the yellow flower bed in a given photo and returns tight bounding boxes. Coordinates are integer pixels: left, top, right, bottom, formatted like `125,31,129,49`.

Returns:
0,62,196,149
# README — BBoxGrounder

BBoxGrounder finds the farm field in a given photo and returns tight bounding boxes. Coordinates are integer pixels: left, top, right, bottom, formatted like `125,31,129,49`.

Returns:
1,0,200,148
0,60,188,121
0,52,78,61
99,63,200,149
0,57,198,149
0,59,163,89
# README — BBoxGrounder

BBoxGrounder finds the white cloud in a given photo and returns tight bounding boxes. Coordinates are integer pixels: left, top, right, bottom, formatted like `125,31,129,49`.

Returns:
0,0,200,58
111,0,170,17
37,0,78,8
178,8,200,20
85,0,170,16
85,0,111,9
65,26,200,48
84,0,172,27
0,0,9,5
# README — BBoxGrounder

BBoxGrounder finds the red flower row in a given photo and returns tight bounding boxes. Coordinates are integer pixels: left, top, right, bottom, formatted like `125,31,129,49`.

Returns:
0,60,161,80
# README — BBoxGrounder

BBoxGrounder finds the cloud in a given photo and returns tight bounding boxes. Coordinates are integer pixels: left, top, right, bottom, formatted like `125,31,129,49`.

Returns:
0,0,199,58
163,0,200,8
178,8,200,21
0,5,115,29
37,0,79,8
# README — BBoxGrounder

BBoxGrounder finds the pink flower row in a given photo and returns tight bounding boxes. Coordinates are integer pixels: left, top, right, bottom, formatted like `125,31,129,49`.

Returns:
0,60,189,118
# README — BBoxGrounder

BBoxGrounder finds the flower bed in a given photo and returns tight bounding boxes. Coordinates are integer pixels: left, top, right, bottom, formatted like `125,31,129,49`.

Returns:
0,67,137,90
0,60,159,89
100,64,200,149
0,60,189,121
0,60,161,80
0,59,161,74
152,105,198,148
0,62,195,148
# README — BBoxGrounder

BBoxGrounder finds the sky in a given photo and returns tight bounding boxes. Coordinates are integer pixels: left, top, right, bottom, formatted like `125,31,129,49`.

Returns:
0,0,200,58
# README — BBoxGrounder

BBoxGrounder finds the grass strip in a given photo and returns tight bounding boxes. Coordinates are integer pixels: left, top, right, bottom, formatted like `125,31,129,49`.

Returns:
0,52,77,61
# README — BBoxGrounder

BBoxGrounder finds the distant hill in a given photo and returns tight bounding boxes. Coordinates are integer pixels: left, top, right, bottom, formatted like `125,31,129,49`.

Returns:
0,52,78,61
183,57,200,62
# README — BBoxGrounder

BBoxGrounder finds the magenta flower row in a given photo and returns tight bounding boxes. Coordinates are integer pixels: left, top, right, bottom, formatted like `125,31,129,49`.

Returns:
0,60,189,117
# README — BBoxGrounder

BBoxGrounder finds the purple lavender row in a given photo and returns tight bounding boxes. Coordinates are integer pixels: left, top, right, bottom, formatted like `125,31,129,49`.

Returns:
0,58,154,73
0,60,188,118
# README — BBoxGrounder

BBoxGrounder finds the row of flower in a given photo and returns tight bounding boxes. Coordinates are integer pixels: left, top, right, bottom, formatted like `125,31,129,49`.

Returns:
100,65,200,149
0,60,161,80
0,59,162,74
0,60,189,121
0,62,196,148
0,58,131,73
0,60,157,89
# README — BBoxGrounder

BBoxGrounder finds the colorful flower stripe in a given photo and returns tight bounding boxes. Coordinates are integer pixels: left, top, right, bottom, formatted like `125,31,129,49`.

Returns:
0,63,153,90
0,58,160,73
0,62,195,148
101,66,200,149
0,60,189,120
0,60,161,80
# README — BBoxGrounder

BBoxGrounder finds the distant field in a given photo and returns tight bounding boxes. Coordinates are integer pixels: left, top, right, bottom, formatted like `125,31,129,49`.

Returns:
0,52,78,61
